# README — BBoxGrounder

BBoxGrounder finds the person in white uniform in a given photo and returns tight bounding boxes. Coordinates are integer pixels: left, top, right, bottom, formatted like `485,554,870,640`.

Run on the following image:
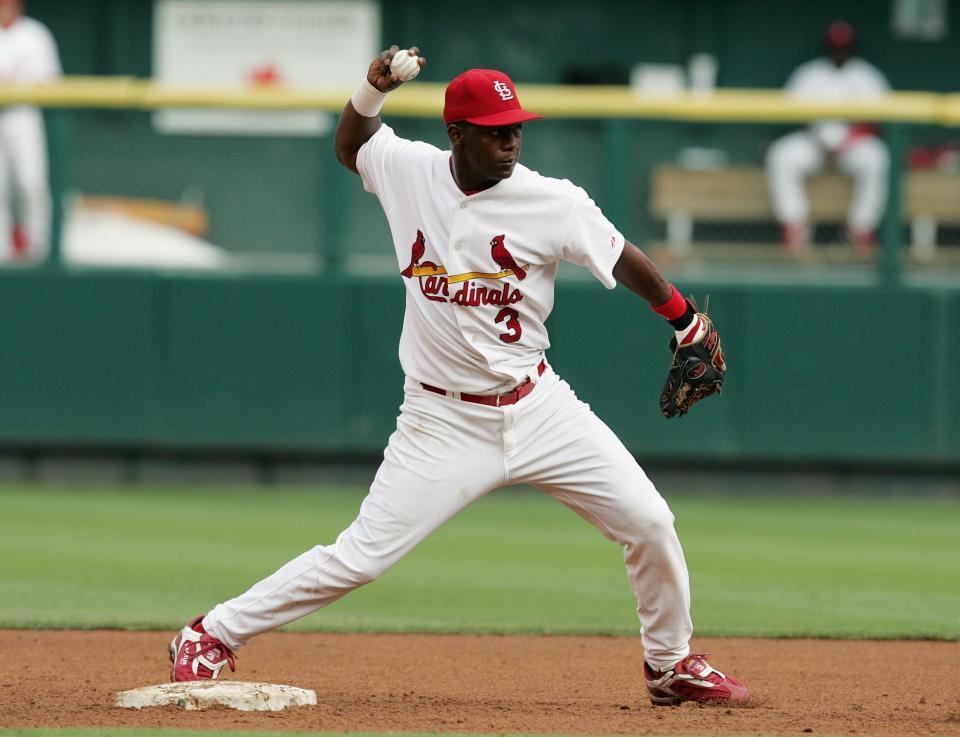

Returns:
765,21,890,253
0,0,59,263
169,47,749,707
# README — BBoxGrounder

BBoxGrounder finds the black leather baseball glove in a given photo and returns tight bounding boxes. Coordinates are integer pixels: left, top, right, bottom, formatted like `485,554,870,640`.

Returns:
659,310,726,418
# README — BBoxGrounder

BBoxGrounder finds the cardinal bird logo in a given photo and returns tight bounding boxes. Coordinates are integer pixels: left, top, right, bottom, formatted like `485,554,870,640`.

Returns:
401,229,426,278
489,234,526,281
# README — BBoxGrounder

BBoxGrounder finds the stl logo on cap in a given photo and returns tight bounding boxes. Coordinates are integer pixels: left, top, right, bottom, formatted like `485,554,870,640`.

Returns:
443,69,544,126
493,80,514,101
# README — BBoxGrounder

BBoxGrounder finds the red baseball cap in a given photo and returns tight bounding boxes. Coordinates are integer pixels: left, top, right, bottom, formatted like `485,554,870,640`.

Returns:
825,21,856,49
443,69,544,126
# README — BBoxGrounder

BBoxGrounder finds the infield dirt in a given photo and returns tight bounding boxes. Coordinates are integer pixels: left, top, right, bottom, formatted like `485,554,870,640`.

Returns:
2,630,958,736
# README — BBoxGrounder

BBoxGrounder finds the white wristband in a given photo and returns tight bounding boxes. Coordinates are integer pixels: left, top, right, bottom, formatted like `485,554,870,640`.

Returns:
351,79,387,118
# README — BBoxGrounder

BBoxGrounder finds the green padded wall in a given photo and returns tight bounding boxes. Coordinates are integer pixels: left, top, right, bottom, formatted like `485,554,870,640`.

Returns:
1,270,957,466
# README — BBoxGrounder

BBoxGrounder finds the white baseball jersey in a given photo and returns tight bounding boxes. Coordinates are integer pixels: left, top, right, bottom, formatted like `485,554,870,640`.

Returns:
357,124,625,394
0,16,61,261
785,57,889,151
0,16,61,85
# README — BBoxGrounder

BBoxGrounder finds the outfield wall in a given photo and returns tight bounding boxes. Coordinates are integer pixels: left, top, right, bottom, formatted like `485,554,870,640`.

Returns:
2,269,956,466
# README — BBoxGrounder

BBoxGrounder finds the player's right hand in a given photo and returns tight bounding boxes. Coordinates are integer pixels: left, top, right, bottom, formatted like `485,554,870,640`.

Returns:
367,45,425,92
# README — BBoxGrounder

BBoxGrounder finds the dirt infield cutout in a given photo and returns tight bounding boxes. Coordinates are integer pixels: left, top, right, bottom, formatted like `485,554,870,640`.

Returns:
3,630,958,736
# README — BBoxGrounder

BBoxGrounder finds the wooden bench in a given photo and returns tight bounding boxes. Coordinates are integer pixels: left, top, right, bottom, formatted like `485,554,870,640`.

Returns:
78,195,209,238
650,165,960,260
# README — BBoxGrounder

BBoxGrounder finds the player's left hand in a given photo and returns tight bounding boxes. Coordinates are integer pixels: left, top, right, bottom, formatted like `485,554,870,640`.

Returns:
659,309,726,418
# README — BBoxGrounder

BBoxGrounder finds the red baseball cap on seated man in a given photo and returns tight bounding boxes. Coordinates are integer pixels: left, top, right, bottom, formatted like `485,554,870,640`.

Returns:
443,69,544,126
824,20,857,49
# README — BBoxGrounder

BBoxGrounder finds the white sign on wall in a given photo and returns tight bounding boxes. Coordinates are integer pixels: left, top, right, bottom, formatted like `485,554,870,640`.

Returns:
153,0,380,135
892,0,948,40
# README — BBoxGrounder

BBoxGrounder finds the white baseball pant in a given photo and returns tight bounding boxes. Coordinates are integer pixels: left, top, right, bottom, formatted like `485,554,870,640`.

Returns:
204,366,694,671
0,106,52,262
766,129,889,233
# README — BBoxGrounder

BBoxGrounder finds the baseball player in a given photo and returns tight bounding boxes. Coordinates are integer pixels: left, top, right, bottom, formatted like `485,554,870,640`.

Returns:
170,46,747,707
0,0,60,262
765,20,890,254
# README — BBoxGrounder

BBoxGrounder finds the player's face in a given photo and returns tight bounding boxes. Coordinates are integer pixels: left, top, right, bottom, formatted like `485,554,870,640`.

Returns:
450,122,523,187
0,0,21,25
827,45,853,67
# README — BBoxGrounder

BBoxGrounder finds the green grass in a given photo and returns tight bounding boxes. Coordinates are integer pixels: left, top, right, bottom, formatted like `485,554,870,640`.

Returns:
1,485,957,639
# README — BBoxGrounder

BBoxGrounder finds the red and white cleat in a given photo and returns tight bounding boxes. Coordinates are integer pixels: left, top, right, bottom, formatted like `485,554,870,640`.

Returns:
169,616,236,682
644,654,749,706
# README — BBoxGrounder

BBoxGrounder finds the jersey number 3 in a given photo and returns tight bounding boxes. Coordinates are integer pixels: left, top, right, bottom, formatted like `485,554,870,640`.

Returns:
495,307,522,343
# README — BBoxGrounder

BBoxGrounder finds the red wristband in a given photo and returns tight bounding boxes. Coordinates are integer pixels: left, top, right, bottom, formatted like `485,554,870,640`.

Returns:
651,284,687,321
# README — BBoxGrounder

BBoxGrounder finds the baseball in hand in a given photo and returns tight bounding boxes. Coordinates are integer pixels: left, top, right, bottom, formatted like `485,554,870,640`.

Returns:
390,49,421,82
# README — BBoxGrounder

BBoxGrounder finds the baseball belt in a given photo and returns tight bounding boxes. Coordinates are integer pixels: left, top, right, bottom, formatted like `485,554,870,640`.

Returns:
422,359,546,407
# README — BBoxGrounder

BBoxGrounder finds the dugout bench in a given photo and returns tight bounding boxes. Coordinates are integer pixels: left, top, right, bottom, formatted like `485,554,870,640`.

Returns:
650,165,960,261
78,195,209,237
